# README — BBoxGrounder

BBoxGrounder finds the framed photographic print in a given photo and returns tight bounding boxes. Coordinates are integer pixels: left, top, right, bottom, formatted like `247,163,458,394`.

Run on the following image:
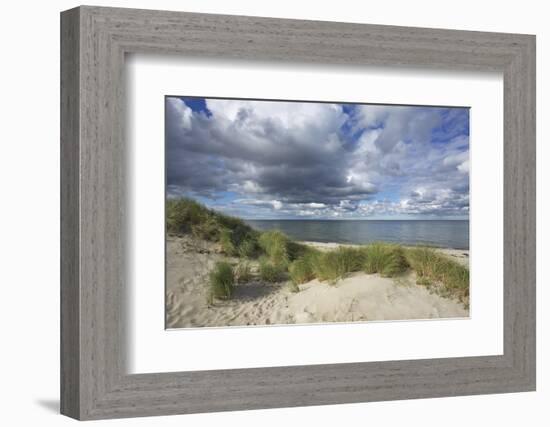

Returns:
164,96,471,329
61,5,536,420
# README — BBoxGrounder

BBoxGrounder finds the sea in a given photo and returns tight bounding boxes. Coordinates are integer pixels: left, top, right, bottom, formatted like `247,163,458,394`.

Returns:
245,220,469,250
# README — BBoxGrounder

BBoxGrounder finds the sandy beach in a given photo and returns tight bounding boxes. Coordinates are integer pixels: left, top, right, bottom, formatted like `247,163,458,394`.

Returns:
166,235,469,329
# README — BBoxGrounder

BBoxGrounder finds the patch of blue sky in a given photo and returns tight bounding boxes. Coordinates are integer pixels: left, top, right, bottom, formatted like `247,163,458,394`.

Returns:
430,107,470,145
179,96,212,117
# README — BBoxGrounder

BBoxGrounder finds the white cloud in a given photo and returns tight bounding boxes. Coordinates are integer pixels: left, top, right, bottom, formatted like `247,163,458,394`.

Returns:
166,97,192,130
457,160,469,174
305,203,326,209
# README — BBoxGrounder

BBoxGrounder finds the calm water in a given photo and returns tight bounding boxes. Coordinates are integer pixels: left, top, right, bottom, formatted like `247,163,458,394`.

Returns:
245,220,469,250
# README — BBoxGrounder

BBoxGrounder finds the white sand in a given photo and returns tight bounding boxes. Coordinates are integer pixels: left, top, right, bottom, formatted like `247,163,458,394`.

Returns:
166,235,469,329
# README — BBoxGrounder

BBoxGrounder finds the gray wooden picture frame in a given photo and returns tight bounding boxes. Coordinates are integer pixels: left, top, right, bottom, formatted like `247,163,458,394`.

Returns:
60,5,536,421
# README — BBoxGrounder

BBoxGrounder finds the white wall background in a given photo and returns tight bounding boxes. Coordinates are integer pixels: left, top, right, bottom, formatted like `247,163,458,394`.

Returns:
0,0,547,425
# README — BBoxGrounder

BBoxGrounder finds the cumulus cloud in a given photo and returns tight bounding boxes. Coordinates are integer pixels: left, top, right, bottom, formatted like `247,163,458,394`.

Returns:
166,97,469,219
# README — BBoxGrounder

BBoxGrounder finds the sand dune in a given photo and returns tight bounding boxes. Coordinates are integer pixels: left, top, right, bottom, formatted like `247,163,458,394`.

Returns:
166,235,469,329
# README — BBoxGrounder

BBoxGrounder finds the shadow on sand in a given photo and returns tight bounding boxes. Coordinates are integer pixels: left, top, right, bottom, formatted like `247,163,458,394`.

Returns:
231,281,281,302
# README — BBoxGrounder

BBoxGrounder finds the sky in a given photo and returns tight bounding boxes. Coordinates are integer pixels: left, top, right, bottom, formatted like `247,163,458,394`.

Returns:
166,96,469,220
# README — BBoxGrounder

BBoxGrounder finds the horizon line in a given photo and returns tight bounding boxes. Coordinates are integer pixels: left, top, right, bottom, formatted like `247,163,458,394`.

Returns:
241,218,469,221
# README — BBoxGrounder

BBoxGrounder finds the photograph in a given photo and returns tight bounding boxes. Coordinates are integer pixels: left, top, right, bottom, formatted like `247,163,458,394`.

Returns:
165,96,471,329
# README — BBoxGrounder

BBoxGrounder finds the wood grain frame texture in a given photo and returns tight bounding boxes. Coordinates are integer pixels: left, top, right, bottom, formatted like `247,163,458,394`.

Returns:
60,5,536,421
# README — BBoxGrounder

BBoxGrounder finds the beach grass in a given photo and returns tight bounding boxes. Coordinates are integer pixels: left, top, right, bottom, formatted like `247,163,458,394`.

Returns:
208,261,235,304
258,256,287,283
258,230,290,265
363,243,409,277
404,247,469,305
168,197,469,306
219,228,237,256
234,261,252,284
167,197,260,254
311,247,365,282
288,249,319,284
237,237,259,258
